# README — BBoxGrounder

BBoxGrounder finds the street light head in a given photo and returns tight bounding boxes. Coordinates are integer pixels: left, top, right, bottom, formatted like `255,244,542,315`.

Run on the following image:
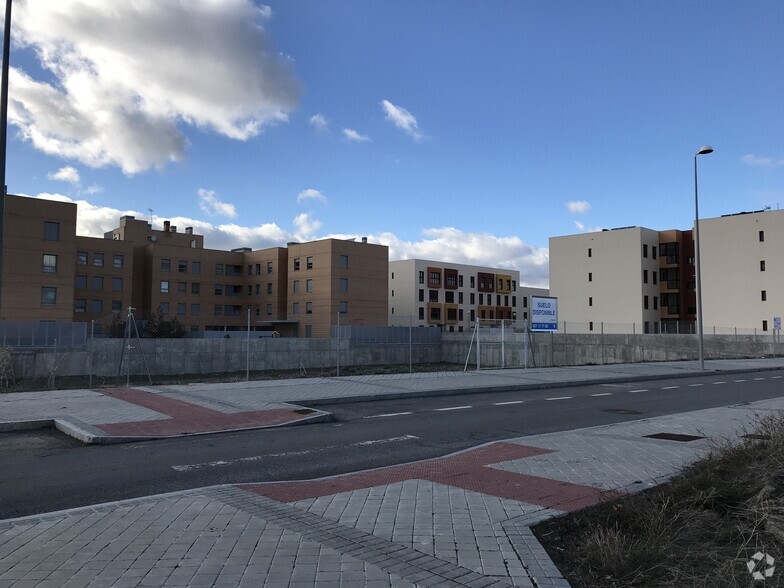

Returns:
696,145,714,156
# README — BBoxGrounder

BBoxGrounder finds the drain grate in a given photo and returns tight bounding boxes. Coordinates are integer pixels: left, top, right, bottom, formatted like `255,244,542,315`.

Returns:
644,432,704,442
603,408,643,415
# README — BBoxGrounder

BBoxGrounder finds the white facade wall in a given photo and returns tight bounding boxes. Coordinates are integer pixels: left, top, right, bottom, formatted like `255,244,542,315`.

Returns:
389,259,546,331
700,210,784,332
549,227,661,333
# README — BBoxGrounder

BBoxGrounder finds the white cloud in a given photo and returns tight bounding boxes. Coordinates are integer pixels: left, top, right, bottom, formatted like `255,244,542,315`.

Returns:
198,188,237,219
381,99,425,141
309,114,329,132
24,193,550,287
343,128,371,143
9,0,300,174
574,220,604,233
566,200,591,214
741,154,784,169
85,184,104,195
297,189,327,205
47,166,80,184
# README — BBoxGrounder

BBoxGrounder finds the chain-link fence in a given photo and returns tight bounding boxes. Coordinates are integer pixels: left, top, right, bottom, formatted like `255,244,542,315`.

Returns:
0,318,781,391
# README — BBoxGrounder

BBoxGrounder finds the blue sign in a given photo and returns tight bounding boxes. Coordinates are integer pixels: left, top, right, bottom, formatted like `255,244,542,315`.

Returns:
531,296,558,332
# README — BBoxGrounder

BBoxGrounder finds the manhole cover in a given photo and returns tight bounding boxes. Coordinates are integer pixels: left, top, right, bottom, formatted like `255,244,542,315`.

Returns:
603,408,643,415
644,432,704,442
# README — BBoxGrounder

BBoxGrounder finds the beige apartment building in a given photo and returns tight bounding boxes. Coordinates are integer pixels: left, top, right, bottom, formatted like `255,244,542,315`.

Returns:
388,259,547,332
550,209,784,333
0,195,389,338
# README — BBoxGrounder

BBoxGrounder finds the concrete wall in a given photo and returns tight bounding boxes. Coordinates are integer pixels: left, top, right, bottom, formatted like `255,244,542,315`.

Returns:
4,331,781,383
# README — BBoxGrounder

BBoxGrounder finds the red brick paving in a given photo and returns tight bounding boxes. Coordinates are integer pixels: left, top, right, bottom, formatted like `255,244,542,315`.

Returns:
243,442,623,512
95,388,313,436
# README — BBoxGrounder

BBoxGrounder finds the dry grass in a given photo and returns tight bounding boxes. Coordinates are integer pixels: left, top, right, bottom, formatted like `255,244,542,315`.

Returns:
534,413,784,587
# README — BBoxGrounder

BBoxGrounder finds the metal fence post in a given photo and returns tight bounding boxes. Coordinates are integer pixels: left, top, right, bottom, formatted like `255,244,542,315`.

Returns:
336,311,340,377
601,322,604,365
501,319,505,369
246,307,250,381
88,320,94,388
476,320,481,371
408,315,412,374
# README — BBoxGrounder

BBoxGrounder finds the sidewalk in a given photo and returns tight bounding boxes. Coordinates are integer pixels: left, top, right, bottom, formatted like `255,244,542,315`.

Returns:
2,357,782,443
3,393,784,587
1,359,784,586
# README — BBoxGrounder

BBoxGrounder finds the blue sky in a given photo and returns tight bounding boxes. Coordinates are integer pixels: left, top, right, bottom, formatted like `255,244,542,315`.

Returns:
5,1,784,286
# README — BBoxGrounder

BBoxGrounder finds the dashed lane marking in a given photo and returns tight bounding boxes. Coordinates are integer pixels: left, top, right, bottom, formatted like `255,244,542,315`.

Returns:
363,412,413,419
754,378,766,381
545,396,572,401
689,384,704,387
493,400,525,406
773,376,783,379
629,389,648,393
435,405,472,411
734,379,747,382
591,393,613,397
713,381,727,385
662,386,680,390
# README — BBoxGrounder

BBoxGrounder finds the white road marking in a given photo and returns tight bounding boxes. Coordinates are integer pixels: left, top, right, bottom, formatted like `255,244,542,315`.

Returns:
171,435,419,472
591,393,613,397
629,389,648,393
754,378,766,381
688,384,704,387
734,379,747,383
435,405,472,411
773,376,783,379
546,396,572,401
493,400,525,406
713,381,727,385
662,386,679,390
363,412,413,419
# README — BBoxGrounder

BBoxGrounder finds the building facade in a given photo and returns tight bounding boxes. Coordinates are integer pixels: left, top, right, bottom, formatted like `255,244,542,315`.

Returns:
388,259,547,331
0,195,388,338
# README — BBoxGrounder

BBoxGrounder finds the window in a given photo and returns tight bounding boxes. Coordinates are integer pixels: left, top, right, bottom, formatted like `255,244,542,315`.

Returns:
74,299,86,313
429,290,439,303
266,304,272,316
470,309,476,322
306,279,313,293
763,320,769,331
589,297,593,307
214,284,223,295
108,300,120,314
459,309,464,321
247,264,253,276
458,275,463,287
43,221,59,241
191,304,200,316
214,305,223,316
430,271,441,286
760,230,765,242
177,303,186,316
419,289,424,302
89,299,102,313
588,272,592,282
112,277,123,292
643,269,648,284
178,260,187,272
762,290,767,301
339,255,348,269
588,248,592,258
161,258,170,272
523,297,527,308
652,246,657,260
391,290,394,297
479,293,484,304
267,283,273,294
306,256,313,269
643,244,648,258
42,254,57,273
653,297,658,310
92,276,104,291
419,271,425,284
339,300,348,313
470,276,475,288
589,321,594,331
653,272,658,285
215,263,224,275
292,302,299,315
267,261,273,273
458,292,463,304
306,301,313,314
161,280,170,294
293,280,300,293
660,268,679,289
761,260,766,271
192,261,201,274
644,295,649,310
512,280,516,291
190,240,197,248
75,275,87,289
255,263,261,275
419,307,425,320
305,325,313,338
192,283,200,294
293,258,300,271
114,255,124,269
660,242,679,264
77,251,88,265
159,302,169,315
445,291,454,304
255,304,260,316
248,285,253,296
340,278,348,293
177,281,186,293
496,295,501,306
93,253,104,267
470,293,475,304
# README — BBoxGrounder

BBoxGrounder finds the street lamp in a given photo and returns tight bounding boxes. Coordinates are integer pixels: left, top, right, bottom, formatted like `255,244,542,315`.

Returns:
0,0,12,315
694,145,713,371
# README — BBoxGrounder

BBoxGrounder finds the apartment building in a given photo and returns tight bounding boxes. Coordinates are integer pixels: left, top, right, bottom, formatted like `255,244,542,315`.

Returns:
550,209,784,333
0,195,389,338
388,259,547,331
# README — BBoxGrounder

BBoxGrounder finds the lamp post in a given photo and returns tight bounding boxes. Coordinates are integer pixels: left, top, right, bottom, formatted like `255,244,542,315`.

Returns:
0,0,12,315
694,145,713,371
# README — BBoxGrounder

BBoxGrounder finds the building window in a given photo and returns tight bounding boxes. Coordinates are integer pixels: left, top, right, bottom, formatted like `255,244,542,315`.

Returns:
77,251,88,265
760,230,765,242
306,256,313,270
43,221,59,241
214,284,223,295
429,271,441,286
293,280,300,293
470,276,475,288
294,258,300,271
92,276,104,291
267,261,273,273
178,260,187,272
470,293,475,304
89,299,101,313
192,261,201,274
589,321,594,331
305,325,313,338
643,244,648,258
589,297,593,306
113,255,124,269
458,292,464,304
339,300,348,313
248,285,253,296
660,242,679,264
653,272,657,285
418,289,424,302
177,281,186,293
192,283,200,294
266,304,272,316
340,278,349,293
255,263,261,275
762,290,767,301
74,299,86,313
42,254,57,273
588,272,592,282
214,305,223,316
161,258,170,272
429,290,439,303
292,302,299,315
418,307,425,320
177,303,186,316
93,253,104,267
496,294,501,306
588,248,592,257
215,263,224,275
306,279,313,293
644,295,649,310
761,260,766,271
763,320,769,331
339,255,349,269
419,271,425,284
512,280,517,291
112,277,123,292
191,304,200,316
157,302,168,314
306,301,313,314
459,309,464,321
161,280,170,294
247,264,253,276
75,275,87,289
470,309,475,322
653,296,658,310
479,293,483,305
445,291,455,304
458,275,463,287
652,246,657,260
643,269,648,284
267,283,273,294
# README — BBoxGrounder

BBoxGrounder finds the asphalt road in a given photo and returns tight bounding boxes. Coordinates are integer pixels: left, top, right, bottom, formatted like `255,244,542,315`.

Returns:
1,369,783,519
